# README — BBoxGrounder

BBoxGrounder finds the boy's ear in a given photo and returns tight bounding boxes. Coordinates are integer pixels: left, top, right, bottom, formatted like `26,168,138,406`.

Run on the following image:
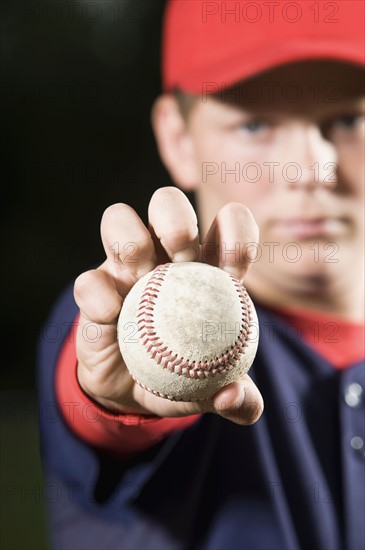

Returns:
151,95,199,191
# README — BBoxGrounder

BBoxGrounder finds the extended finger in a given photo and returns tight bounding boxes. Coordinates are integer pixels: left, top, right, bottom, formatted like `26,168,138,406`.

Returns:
73,268,134,398
148,187,200,263
74,268,122,326
100,203,157,290
202,202,259,281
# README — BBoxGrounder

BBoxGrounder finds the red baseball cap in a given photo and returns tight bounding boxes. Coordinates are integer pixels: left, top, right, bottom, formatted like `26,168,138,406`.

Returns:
162,0,365,94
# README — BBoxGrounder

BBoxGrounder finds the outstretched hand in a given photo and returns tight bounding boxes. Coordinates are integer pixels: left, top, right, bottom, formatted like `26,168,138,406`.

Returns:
74,187,263,425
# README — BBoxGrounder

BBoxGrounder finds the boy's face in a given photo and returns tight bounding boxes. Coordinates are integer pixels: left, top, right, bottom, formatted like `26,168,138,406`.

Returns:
181,61,364,304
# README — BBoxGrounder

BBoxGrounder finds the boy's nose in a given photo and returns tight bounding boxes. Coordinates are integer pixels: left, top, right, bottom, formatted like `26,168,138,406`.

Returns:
283,125,338,190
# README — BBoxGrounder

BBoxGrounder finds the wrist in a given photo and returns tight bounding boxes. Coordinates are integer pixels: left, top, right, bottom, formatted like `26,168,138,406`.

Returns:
76,361,157,418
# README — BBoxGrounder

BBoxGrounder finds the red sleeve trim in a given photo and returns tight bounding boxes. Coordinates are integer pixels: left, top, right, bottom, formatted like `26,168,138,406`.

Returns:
55,319,201,460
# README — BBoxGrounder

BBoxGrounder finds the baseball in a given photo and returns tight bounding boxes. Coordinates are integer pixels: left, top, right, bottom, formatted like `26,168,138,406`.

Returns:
117,262,259,402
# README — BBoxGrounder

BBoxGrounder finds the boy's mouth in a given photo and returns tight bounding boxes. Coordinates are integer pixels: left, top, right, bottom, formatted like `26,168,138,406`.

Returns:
272,217,347,239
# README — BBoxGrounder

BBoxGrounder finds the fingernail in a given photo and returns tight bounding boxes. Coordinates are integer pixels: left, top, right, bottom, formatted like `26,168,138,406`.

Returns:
173,247,198,263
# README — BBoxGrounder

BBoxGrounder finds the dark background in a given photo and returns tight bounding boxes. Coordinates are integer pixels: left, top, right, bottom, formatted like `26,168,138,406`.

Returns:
0,1,176,547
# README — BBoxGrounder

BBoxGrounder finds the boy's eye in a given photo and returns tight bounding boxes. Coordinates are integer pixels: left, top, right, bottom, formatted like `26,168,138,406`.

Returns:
323,112,364,142
331,113,363,130
237,120,267,133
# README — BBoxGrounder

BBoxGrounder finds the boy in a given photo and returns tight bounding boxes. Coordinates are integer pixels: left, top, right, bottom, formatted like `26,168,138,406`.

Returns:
38,1,364,548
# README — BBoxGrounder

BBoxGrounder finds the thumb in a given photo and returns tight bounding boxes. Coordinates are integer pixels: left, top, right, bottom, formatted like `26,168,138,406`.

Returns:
202,376,264,425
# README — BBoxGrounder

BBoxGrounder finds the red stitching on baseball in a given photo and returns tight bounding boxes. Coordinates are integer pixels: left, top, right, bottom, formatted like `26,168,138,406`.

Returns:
136,263,253,380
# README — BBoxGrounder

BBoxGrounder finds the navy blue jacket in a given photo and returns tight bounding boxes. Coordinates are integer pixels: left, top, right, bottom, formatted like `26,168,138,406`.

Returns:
37,283,364,550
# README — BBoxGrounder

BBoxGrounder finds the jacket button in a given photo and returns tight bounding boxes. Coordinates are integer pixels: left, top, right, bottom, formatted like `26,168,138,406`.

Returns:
350,436,365,458
344,382,363,407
